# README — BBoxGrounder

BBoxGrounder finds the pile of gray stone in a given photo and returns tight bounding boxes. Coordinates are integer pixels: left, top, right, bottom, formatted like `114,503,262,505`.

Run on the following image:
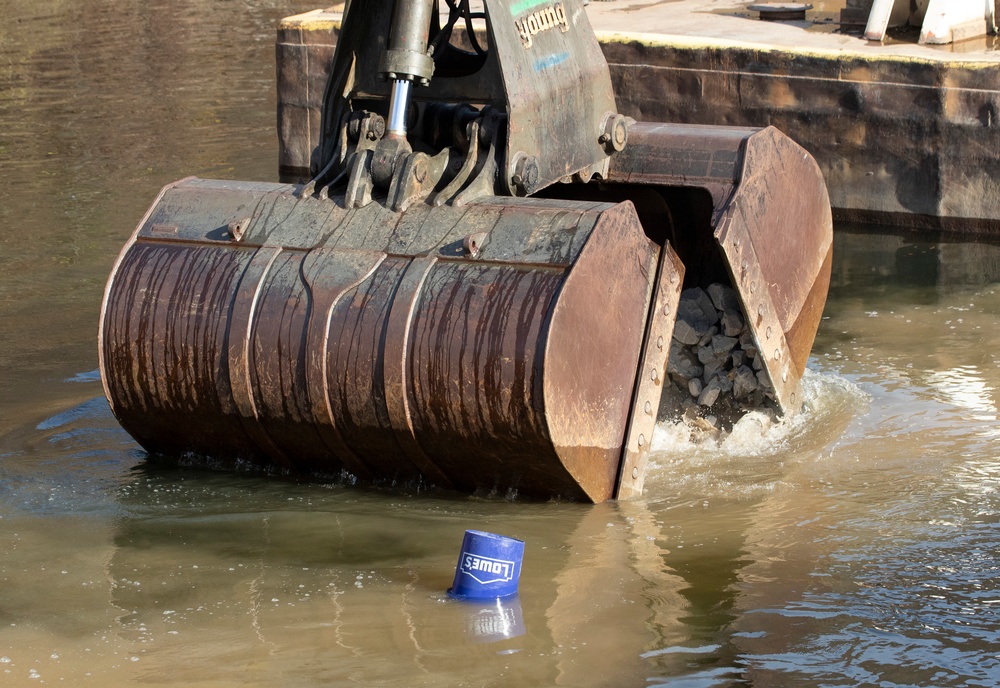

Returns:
664,283,777,430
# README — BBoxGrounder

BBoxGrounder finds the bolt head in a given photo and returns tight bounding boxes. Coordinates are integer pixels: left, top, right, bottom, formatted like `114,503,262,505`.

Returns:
613,121,627,148
601,114,628,153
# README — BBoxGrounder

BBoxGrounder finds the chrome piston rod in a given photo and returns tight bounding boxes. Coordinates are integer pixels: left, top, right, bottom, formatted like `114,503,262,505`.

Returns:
380,0,435,136
387,79,412,136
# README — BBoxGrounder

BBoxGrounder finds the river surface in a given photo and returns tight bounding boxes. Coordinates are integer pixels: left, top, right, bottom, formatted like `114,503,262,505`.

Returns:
2,2,1000,686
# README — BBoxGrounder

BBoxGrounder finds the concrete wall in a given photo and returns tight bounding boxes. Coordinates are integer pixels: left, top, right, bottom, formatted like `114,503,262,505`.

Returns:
601,37,1000,232
275,11,1000,233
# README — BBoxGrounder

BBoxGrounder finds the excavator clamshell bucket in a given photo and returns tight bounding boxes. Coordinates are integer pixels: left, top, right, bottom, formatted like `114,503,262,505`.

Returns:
606,123,834,413
99,179,684,502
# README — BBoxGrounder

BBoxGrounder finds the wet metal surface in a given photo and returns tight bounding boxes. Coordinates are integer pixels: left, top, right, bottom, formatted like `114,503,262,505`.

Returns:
101,184,671,501
106,0,829,501
2,2,1000,686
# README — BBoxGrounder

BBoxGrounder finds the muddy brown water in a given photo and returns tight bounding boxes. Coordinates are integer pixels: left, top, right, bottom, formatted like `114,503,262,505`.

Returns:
2,2,1000,686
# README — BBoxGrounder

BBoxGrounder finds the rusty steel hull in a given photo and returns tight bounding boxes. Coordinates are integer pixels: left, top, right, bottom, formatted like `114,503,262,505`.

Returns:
100,180,683,502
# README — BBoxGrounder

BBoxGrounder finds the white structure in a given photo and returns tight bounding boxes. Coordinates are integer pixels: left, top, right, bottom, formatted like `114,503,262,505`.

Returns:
863,0,995,44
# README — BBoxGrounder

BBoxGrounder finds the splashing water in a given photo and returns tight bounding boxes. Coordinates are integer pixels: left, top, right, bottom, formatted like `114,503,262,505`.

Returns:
643,370,870,503
653,369,868,456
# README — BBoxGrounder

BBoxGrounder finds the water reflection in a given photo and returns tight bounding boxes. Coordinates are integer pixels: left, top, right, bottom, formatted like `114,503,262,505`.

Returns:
1,387,784,685
832,226,1000,291
925,366,999,435
463,597,525,644
100,462,695,686
3,323,998,686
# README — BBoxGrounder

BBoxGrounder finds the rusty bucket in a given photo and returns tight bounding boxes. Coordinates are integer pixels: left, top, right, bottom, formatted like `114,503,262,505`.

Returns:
100,180,684,502
99,0,832,503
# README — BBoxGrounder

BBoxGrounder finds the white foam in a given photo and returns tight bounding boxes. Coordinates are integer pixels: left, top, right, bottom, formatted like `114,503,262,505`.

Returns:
641,370,870,502
651,369,868,459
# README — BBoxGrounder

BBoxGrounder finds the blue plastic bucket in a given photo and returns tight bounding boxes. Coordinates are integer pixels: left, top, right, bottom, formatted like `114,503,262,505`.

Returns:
449,530,524,600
